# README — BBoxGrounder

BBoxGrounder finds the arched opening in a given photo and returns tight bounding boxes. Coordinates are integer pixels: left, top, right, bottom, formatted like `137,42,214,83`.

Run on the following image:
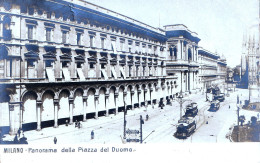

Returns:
58,90,70,125
22,91,37,131
108,86,116,114
86,88,96,119
126,85,132,109
41,90,55,128
73,89,84,122
133,85,139,108
98,87,106,117
140,84,145,106
118,86,124,112
153,83,158,104
148,83,152,105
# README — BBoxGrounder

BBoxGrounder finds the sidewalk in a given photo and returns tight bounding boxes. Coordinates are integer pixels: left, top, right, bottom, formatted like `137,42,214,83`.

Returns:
2,91,207,144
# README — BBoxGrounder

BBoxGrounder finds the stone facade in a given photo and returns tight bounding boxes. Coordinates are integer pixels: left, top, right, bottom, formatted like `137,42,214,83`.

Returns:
0,0,226,135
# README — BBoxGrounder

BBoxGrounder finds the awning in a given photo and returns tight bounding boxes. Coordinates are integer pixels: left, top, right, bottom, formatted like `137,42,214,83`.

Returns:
46,68,55,82
111,67,117,79
120,67,126,79
77,68,85,81
62,68,71,81
101,69,108,80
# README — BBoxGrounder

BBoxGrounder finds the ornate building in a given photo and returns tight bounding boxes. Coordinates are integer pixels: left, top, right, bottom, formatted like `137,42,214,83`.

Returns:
165,25,200,95
239,35,260,101
0,0,226,135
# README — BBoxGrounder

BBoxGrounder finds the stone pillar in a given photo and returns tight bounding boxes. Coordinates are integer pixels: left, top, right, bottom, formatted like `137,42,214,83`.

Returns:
131,90,135,109
69,98,74,124
123,91,127,112
83,96,87,122
144,88,148,107
115,93,119,114
54,99,59,128
9,102,21,135
19,105,23,129
105,94,109,116
181,41,184,60
94,95,99,119
138,89,141,108
36,101,42,131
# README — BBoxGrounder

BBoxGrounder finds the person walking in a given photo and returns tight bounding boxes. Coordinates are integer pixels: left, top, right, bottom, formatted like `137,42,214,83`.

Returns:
14,134,19,144
91,130,94,139
65,120,69,126
75,120,78,128
54,137,57,144
78,122,81,129
146,114,149,121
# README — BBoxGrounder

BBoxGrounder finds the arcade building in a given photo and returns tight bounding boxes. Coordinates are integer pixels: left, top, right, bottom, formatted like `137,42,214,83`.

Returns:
0,0,226,135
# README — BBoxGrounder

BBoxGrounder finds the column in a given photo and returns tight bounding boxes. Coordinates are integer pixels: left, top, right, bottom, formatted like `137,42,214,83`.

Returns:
96,53,101,78
138,89,141,108
144,88,148,107
36,101,42,131
54,99,58,128
9,102,21,135
131,90,135,109
69,98,73,124
185,73,188,92
94,95,99,119
150,88,154,108
123,91,127,112
180,71,183,92
115,93,119,114
181,41,183,60
19,105,23,129
83,96,87,122
105,94,109,116
192,72,195,90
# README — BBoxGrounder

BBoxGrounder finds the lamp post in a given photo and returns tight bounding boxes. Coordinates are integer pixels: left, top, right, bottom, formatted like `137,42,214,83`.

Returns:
176,91,191,119
236,102,242,142
123,101,127,139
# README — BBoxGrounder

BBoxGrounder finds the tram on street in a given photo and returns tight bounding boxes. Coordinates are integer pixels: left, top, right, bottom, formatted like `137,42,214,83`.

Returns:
174,117,196,139
210,100,220,111
184,102,198,117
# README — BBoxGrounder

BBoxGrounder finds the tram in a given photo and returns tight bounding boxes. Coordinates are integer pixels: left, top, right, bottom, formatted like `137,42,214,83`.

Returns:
174,117,196,139
210,100,220,111
184,102,198,117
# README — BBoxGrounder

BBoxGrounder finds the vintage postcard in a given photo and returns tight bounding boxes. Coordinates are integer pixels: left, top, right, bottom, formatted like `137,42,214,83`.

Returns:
0,0,260,162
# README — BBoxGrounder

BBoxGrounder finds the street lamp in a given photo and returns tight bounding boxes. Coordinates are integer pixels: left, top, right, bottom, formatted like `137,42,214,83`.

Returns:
123,101,127,139
176,91,191,119
236,101,242,142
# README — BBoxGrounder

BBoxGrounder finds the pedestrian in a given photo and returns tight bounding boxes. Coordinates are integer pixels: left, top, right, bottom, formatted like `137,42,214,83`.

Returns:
75,120,78,128
20,134,28,144
14,134,19,144
146,114,149,121
78,122,81,129
65,120,69,126
17,128,21,138
54,137,57,144
91,130,94,139
229,105,230,109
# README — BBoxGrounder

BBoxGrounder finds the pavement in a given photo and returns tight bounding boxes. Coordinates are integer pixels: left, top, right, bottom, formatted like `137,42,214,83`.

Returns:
2,88,257,144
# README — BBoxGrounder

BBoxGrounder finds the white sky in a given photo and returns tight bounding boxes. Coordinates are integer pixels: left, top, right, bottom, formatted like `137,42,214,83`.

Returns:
86,0,259,67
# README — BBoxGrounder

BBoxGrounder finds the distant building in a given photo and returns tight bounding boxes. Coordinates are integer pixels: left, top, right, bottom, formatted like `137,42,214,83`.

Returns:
197,48,227,91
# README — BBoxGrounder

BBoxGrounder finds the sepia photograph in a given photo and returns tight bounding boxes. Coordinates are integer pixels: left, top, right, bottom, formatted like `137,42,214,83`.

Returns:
0,0,260,162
